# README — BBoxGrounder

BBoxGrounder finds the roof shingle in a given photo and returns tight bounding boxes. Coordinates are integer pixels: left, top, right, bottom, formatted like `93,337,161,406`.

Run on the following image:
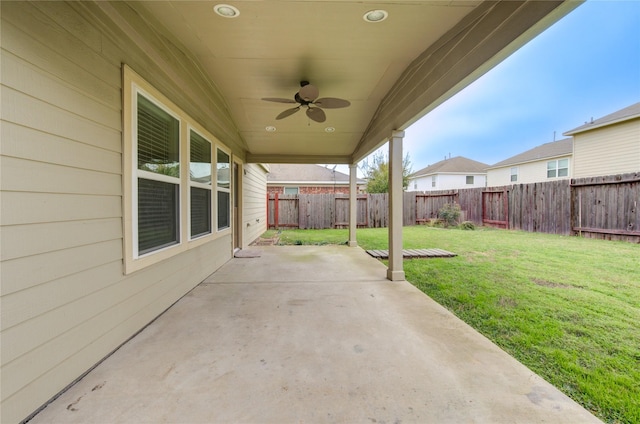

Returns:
267,164,364,183
489,138,573,168
409,156,489,178
564,102,640,135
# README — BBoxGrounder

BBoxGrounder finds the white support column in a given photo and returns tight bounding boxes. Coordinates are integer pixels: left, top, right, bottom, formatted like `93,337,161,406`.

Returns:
387,130,405,281
348,163,358,247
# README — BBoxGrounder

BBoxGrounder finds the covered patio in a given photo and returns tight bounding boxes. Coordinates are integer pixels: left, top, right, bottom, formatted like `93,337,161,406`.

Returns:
2,1,592,422
28,246,600,423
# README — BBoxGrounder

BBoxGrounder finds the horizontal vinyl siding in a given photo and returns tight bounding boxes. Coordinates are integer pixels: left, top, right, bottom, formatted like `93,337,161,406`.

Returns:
243,164,268,246
487,157,571,186
487,167,512,187
0,2,238,422
410,173,486,191
573,120,640,178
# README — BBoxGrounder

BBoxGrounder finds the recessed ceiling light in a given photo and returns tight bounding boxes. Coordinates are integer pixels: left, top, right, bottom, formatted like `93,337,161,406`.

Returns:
265,126,276,132
214,4,240,18
325,127,335,133
363,9,388,23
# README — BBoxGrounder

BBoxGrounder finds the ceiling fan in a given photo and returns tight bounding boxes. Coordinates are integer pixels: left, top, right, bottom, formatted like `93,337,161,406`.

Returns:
262,81,350,123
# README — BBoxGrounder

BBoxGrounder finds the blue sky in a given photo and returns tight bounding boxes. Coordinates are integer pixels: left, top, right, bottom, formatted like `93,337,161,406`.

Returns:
378,0,640,174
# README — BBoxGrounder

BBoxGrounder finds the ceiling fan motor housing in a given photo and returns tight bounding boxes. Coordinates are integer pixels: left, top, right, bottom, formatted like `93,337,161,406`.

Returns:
294,92,311,105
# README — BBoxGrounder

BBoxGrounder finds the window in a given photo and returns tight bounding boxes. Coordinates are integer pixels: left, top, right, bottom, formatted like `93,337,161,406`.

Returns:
124,65,232,274
466,176,474,185
190,129,212,239
431,176,436,188
217,149,231,230
136,93,181,255
510,167,518,182
547,159,569,178
284,187,299,195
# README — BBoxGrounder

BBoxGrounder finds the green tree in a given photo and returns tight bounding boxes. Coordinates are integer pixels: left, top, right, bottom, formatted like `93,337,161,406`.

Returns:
361,151,412,193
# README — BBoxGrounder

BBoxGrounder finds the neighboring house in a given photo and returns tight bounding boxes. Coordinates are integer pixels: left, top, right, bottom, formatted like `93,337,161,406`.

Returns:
564,102,640,179
408,156,488,192
486,138,573,187
267,164,366,194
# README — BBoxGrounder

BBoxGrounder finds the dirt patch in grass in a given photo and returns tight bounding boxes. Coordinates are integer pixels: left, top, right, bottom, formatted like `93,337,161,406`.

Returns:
531,278,580,289
498,296,518,308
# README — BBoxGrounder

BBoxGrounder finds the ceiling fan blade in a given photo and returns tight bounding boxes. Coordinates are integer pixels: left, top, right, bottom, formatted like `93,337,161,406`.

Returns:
306,107,326,123
314,97,351,109
262,97,297,104
299,84,319,102
276,107,300,120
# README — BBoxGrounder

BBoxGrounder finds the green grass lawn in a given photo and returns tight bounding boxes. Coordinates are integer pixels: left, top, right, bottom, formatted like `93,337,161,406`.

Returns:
269,226,640,424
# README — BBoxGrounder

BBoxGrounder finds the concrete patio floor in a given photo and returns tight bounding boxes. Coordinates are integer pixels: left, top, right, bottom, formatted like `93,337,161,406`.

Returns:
29,245,601,423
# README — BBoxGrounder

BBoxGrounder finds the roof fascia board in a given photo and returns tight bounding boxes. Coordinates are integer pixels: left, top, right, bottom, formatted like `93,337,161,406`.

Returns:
563,114,640,136
411,171,487,178
352,0,579,162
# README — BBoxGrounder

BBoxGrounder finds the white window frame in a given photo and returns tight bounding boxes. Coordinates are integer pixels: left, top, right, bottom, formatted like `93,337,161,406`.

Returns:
284,186,299,195
466,175,474,185
123,65,230,274
547,159,569,179
510,167,518,182
431,176,436,188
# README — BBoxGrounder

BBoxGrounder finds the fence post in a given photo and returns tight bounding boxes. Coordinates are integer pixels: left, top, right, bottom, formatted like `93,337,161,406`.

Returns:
274,192,279,229
504,188,509,229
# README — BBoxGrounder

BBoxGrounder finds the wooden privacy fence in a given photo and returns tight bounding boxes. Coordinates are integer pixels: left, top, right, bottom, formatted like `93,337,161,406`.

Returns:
267,172,639,242
571,172,640,242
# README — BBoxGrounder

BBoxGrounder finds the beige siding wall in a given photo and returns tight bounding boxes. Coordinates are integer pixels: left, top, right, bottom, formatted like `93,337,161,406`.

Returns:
573,120,640,178
1,2,242,422
243,164,269,247
486,166,513,187
487,156,571,187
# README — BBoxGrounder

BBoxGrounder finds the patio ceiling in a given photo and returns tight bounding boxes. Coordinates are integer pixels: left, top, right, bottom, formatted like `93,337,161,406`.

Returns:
131,1,580,164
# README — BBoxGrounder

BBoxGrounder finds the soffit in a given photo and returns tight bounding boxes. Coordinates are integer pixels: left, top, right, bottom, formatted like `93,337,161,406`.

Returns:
134,1,578,164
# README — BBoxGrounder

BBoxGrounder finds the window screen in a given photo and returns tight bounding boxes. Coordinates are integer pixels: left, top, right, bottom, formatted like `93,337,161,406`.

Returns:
138,178,179,254
217,149,231,230
190,130,212,238
191,187,211,237
137,94,179,176
217,191,230,229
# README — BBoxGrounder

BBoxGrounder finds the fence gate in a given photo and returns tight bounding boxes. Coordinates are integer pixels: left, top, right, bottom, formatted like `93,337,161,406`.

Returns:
482,189,509,228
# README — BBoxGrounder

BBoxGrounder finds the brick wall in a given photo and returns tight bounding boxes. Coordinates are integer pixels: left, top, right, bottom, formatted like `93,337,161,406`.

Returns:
267,185,351,194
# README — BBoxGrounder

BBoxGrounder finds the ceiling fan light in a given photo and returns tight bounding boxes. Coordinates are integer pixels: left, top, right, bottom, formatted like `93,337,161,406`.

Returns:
214,4,239,18
363,9,388,23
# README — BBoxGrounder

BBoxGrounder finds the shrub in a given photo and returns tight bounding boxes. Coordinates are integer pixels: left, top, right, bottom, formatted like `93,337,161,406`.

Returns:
424,218,443,228
438,203,461,227
459,221,475,230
